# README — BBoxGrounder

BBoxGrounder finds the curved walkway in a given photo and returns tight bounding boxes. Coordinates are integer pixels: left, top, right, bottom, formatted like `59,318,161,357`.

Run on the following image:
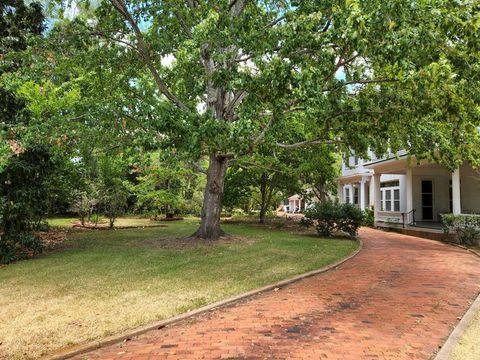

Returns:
75,228,480,360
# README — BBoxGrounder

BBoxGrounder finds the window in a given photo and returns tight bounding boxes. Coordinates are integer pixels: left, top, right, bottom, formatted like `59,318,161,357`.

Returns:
380,189,384,211
381,185,401,212
345,188,351,204
385,189,392,211
353,187,359,205
394,189,400,212
381,180,400,188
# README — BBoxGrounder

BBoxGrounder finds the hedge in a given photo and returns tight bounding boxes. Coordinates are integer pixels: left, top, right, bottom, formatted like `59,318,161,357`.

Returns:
441,213,480,246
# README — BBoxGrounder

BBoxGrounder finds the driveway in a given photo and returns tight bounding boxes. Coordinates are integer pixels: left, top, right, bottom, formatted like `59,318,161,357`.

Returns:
74,228,480,360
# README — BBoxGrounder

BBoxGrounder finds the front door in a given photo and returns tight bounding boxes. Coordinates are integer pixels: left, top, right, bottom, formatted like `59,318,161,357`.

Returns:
421,180,433,220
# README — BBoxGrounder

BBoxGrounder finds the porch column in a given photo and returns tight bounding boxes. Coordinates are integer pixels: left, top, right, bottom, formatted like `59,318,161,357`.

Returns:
359,179,366,211
369,178,375,207
452,168,461,215
373,173,381,223
406,167,413,213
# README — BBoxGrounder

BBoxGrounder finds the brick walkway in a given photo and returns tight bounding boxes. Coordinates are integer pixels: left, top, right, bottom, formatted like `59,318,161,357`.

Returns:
75,228,480,360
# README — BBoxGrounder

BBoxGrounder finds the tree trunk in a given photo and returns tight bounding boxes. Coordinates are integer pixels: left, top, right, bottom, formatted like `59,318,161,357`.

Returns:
259,173,267,224
192,154,229,239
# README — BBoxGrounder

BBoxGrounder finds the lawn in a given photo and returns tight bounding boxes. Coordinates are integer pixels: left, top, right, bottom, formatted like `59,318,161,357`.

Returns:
0,219,358,359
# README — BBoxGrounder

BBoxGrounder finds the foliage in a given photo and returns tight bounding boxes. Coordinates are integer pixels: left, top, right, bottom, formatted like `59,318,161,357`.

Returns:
0,144,62,263
0,0,45,169
96,156,130,227
304,201,363,237
132,154,204,218
69,190,96,225
362,207,375,227
224,144,338,223
441,213,480,247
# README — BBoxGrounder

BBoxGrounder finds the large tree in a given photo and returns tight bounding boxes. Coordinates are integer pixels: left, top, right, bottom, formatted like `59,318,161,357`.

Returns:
22,0,480,239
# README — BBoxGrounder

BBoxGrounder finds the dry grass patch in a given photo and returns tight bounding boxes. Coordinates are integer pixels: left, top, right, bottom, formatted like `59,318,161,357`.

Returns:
449,303,480,360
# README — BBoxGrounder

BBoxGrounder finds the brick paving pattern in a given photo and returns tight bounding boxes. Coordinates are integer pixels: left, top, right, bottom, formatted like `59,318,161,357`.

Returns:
75,228,480,360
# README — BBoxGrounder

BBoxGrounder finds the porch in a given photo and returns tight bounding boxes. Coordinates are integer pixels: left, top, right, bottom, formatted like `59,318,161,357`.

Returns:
367,158,480,231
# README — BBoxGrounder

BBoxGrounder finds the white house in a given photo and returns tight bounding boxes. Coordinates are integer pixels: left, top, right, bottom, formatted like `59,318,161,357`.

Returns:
285,193,314,213
337,151,480,228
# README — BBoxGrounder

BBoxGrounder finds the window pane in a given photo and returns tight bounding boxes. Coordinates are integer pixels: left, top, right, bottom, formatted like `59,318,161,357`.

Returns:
394,201,400,212
386,200,392,211
422,181,432,193
422,194,433,206
386,190,392,200
394,189,400,201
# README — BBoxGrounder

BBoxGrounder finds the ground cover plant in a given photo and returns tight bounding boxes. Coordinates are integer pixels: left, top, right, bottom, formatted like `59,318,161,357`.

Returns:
0,219,358,359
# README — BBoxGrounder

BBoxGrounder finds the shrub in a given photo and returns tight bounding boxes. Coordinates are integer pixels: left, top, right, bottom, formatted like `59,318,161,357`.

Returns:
304,201,363,237
0,145,59,263
362,207,375,227
441,214,480,246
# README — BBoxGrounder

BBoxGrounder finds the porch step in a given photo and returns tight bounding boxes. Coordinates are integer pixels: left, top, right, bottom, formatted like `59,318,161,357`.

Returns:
375,223,454,242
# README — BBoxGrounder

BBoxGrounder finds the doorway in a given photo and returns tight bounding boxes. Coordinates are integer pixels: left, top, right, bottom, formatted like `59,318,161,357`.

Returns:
421,180,433,220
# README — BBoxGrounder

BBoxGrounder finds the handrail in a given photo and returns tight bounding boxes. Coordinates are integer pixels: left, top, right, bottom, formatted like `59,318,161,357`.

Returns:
401,209,416,228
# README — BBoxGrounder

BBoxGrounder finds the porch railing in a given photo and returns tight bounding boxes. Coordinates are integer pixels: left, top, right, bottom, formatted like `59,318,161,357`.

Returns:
402,209,416,228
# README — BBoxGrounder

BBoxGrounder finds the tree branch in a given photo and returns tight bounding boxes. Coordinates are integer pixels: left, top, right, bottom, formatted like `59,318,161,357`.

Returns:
229,0,247,16
109,0,190,112
189,161,207,174
276,139,342,149
91,31,140,52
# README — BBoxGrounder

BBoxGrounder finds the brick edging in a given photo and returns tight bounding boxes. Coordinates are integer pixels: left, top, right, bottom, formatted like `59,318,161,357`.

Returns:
434,292,480,360
41,238,363,360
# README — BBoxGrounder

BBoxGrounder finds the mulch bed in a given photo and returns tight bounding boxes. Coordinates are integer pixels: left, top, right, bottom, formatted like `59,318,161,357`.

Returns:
37,229,69,250
71,221,168,230
136,234,258,250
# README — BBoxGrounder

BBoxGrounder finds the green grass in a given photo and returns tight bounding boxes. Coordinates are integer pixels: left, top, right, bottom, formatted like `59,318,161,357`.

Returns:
0,219,358,359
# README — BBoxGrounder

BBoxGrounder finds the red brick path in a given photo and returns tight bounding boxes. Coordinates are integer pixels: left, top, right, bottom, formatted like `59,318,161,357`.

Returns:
75,228,480,360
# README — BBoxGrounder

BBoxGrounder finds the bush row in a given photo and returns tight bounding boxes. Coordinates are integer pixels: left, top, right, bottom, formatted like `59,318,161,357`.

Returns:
441,213,480,246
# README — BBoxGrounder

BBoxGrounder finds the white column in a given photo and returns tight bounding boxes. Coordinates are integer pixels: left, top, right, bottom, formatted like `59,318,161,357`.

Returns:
406,168,413,213
359,179,366,211
373,174,381,223
452,168,461,215
369,178,375,207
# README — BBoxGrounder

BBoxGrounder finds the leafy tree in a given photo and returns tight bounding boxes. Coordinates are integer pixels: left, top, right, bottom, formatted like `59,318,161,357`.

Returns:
133,155,204,218
0,144,63,263
0,0,45,168
25,0,480,239
225,144,338,223
96,156,130,228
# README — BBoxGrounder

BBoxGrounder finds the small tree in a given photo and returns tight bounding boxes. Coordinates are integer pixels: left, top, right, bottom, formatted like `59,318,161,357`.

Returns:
101,181,129,228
